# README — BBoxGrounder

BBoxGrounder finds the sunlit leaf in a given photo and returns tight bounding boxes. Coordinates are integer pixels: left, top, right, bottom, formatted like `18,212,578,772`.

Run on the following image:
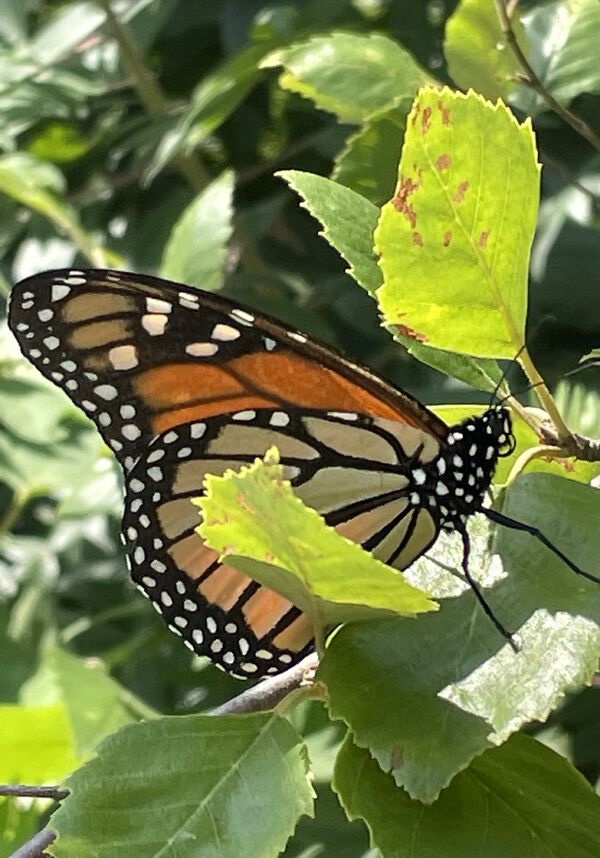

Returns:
375,86,540,357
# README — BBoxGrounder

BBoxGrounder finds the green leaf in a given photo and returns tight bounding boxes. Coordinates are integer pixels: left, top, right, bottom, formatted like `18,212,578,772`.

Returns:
161,170,235,290
20,647,137,759
278,170,382,293
0,375,107,495
375,86,540,358
0,373,74,445
0,703,77,782
263,33,428,123
333,733,600,858
319,473,600,801
0,795,41,858
0,153,105,264
332,100,410,206
198,450,436,632
393,336,503,394
146,41,275,183
51,713,314,858
515,0,600,113
445,0,529,99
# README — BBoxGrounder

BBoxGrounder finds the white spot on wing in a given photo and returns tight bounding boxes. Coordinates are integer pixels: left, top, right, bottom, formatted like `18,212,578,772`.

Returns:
95,384,118,400
269,412,290,427
52,283,71,301
142,314,168,336
211,323,240,342
146,297,172,314
109,344,139,370
185,342,218,357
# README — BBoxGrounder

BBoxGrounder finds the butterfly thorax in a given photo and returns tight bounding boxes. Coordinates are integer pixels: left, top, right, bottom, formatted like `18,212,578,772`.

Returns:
407,406,515,530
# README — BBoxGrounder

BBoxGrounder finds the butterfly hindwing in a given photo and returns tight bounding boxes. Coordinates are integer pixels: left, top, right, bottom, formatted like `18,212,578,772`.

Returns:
123,407,442,677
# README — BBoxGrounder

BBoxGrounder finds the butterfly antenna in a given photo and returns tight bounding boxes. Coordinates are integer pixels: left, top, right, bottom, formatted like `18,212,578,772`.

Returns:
483,507,600,585
496,379,545,409
490,343,528,407
457,525,519,653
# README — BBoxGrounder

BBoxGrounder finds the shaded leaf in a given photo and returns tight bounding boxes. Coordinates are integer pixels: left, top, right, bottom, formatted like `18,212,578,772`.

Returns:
52,713,314,858
20,647,137,759
445,0,529,99
161,170,235,290
332,100,410,206
278,170,382,293
0,153,105,264
333,733,600,858
319,473,600,801
263,34,428,124
146,42,275,183
515,0,600,113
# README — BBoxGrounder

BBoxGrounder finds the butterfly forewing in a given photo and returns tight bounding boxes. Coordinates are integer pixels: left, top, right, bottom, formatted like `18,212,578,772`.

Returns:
9,269,448,475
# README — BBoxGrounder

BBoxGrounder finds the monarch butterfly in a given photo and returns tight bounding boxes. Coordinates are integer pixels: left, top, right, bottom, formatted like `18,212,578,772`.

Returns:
8,269,597,678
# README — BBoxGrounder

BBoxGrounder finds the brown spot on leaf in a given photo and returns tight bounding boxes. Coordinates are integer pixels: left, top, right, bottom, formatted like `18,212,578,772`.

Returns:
412,231,423,247
438,101,451,125
443,230,452,247
411,104,420,126
265,551,276,563
389,746,404,770
393,319,427,343
236,492,254,513
436,153,451,171
391,176,420,228
421,106,432,133
453,181,469,205
479,230,490,248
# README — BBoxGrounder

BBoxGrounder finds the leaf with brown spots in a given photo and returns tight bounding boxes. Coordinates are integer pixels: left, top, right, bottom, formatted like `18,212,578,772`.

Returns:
375,86,540,358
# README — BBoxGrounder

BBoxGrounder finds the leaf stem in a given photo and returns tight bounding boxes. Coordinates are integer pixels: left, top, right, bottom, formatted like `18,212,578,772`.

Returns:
505,443,562,483
96,0,209,193
495,0,600,153
518,347,572,441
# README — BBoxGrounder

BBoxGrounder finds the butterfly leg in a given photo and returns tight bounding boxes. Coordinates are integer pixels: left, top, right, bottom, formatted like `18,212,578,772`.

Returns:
484,508,600,585
458,524,519,653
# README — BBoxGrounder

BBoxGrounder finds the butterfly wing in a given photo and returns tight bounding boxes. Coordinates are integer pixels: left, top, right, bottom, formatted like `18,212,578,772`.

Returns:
124,408,442,677
9,268,450,678
9,269,448,472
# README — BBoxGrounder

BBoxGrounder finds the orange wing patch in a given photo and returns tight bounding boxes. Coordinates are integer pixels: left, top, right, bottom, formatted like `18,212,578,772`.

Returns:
136,352,423,436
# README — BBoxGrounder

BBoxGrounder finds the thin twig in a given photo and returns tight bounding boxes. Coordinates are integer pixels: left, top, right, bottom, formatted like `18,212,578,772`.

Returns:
540,151,600,206
495,0,600,153
9,828,56,858
0,785,68,801
96,0,209,193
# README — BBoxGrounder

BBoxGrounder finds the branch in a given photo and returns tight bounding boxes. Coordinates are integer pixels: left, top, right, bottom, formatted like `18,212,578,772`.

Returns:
10,828,56,858
495,0,600,154
210,653,320,715
0,785,68,801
